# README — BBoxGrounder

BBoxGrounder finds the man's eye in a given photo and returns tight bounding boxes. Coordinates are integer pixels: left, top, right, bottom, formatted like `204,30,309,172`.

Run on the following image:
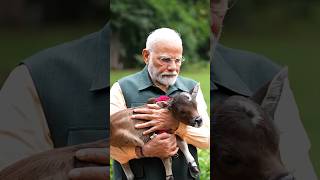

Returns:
161,58,171,63
175,59,181,64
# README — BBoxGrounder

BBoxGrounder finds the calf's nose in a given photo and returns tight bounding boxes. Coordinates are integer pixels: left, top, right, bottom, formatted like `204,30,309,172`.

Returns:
278,174,295,180
194,116,202,127
272,173,295,180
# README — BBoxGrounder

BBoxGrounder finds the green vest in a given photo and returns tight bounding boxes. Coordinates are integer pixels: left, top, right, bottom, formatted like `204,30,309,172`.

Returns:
113,66,199,180
211,44,280,108
22,23,110,147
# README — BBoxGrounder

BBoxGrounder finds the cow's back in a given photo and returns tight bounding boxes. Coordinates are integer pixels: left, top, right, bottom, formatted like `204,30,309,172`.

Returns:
110,108,150,147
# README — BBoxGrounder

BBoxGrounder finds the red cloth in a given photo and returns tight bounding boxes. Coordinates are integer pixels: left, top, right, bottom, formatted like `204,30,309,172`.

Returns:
155,95,171,102
155,96,171,133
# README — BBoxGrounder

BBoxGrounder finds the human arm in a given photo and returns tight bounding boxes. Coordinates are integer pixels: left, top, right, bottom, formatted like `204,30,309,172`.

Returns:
0,65,54,170
275,78,318,180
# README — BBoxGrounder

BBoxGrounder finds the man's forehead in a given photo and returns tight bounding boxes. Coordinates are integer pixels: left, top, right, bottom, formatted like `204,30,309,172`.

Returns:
152,40,181,47
151,41,182,51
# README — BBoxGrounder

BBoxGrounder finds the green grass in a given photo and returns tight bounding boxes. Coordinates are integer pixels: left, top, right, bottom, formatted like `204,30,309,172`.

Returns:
110,65,211,179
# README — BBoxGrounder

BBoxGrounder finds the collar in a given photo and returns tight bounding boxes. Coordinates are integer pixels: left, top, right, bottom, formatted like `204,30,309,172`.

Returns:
90,22,110,91
211,45,252,96
137,66,154,91
137,65,190,93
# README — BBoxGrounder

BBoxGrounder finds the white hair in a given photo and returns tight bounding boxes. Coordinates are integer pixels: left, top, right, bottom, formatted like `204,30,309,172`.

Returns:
146,28,182,50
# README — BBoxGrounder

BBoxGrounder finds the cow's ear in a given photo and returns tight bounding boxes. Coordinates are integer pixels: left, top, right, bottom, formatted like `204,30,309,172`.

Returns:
250,82,270,105
191,83,200,99
251,67,288,118
156,101,169,108
147,98,157,104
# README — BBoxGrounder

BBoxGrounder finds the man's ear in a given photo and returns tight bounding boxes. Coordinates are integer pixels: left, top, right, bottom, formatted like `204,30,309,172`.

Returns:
142,49,150,64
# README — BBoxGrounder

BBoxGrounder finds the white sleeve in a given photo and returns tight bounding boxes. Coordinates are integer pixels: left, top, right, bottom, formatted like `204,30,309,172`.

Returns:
110,82,127,115
0,65,54,170
275,78,317,180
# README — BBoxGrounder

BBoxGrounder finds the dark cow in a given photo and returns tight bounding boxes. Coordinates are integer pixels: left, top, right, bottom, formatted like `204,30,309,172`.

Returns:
213,68,295,180
110,84,202,180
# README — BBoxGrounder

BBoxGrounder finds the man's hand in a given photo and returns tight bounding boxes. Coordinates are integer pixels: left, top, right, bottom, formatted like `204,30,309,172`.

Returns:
132,104,179,135
142,132,179,159
68,148,109,180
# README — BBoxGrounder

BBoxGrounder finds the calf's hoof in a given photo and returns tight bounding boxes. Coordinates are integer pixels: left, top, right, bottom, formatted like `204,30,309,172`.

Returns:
166,175,174,180
188,161,200,178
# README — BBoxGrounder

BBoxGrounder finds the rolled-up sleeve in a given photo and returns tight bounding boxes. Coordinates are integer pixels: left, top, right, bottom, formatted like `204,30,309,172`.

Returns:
110,82,137,163
0,65,53,170
275,78,317,180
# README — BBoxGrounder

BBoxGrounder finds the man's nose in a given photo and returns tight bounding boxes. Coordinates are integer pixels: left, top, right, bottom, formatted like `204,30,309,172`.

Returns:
167,61,178,71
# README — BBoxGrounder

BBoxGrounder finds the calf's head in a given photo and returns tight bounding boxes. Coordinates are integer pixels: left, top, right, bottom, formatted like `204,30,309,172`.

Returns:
213,68,295,180
148,84,202,128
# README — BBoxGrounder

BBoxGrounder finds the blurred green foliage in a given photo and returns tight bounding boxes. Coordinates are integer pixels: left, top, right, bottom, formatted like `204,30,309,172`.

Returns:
111,0,210,68
224,0,320,35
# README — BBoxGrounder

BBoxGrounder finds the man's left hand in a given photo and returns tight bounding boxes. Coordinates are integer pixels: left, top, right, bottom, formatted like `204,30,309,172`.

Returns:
68,148,109,180
132,104,179,135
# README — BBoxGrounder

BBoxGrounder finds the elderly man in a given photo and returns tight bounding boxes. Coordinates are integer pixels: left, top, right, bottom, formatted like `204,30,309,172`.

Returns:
211,0,318,179
110,28,210,180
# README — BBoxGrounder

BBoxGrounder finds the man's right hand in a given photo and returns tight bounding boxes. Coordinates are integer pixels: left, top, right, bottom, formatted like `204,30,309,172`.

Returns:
142,133,178,159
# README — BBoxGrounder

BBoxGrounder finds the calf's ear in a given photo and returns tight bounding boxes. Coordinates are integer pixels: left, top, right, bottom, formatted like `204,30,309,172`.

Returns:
156,101,169,108
147,98,157,104
251,67,288,118
191,83,200,99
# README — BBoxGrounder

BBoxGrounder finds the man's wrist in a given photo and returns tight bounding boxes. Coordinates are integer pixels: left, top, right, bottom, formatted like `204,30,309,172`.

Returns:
135,146,144,158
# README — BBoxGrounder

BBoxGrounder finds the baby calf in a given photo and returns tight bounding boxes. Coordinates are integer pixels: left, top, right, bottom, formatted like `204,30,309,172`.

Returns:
110,84,202,180
213,68,295,180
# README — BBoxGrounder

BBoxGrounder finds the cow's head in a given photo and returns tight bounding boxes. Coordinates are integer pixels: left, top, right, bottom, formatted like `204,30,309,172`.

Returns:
213,68,295,180
170,84,202,127
148,84,202,128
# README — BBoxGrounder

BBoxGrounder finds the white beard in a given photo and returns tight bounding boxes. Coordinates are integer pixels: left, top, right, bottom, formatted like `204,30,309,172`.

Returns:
148,60,177,86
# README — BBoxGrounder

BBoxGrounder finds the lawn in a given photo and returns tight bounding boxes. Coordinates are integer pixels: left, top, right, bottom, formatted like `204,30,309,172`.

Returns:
110,65,211,180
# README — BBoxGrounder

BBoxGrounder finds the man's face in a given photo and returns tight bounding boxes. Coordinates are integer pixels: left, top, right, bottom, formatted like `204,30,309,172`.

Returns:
144,41,183,87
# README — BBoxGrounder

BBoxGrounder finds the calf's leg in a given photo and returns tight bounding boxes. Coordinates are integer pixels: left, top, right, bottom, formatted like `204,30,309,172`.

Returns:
121,163,134,180
161,158,174,180
176,136,200,178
